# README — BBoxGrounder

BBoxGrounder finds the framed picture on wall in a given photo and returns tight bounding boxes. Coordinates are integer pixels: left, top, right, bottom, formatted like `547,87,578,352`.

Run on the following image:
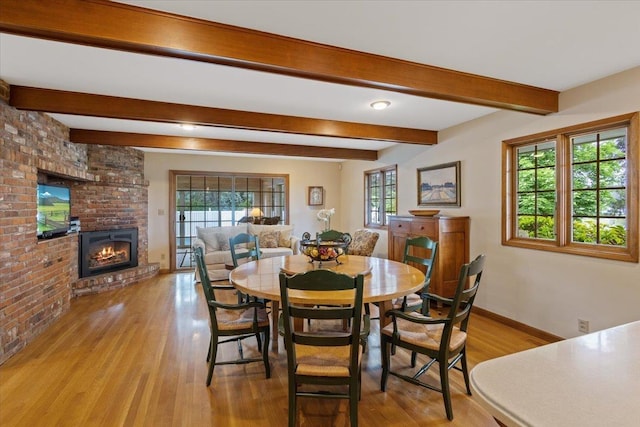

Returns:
417,161,461,207
308,186,323,206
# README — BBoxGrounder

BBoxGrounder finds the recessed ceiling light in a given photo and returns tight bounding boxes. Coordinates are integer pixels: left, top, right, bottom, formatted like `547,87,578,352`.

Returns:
370,100,391,110
179,124,196,130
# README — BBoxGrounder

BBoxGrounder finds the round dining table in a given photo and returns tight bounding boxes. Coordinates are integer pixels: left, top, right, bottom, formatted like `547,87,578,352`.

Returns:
229,254,426,348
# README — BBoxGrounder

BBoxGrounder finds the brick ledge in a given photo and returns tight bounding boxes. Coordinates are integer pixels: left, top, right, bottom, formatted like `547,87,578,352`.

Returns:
72,263,160,297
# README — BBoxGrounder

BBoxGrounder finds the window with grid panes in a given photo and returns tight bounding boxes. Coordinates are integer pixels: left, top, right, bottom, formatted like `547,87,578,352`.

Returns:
502,113,638,262
365,165,397,228
171,171,289,270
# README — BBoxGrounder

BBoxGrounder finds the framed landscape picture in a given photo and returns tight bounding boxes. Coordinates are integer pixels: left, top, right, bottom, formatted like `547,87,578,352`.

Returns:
417,161,461,207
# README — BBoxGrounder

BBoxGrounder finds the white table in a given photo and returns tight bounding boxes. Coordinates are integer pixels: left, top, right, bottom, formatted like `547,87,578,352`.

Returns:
469,321,640,426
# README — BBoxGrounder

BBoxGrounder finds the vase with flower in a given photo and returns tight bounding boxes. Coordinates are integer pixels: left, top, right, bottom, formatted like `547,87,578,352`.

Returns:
317,208,335,232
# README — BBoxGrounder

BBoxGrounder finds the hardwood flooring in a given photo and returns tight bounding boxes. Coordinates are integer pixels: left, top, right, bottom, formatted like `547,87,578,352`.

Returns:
0,273,553,426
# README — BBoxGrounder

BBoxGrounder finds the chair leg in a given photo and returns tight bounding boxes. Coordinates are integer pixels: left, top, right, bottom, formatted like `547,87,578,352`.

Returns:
461,349,471,395
207,336,218,386
206,336,212,362
350,380,359,427
410,351,417,368
262,329,271,378
440,361,453,420
421,296,430,317
237,339,244,359
256,329,263,352
288,380,297,427
380,337,390,391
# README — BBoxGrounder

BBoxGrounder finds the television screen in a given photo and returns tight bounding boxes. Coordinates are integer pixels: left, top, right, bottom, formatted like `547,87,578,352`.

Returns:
37,184,70,238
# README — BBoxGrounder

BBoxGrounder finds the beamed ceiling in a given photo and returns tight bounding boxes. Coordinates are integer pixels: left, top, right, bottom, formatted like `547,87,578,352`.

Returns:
1,0,639,161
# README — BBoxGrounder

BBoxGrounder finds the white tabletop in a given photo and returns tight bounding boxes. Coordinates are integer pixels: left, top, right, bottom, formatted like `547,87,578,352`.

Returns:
470,320,640,427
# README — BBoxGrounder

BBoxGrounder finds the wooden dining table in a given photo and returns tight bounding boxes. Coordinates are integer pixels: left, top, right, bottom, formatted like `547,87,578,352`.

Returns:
229,254,426,349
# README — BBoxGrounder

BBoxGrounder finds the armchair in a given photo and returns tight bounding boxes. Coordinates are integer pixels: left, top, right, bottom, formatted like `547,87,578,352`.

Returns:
380,254,486,420
194,247,271,385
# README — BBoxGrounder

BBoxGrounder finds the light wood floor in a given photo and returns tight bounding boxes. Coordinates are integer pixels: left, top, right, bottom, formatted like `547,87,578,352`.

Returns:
0,273,553,426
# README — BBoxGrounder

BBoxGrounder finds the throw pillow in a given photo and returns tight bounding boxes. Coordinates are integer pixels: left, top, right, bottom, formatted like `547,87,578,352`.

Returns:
216,233,231,251
259,230,280,248
278,228,292,248
196,227,220,252
249,224,294,248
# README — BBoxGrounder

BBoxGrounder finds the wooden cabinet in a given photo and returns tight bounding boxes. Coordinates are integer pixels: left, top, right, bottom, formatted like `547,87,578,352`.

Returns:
388,215,469,298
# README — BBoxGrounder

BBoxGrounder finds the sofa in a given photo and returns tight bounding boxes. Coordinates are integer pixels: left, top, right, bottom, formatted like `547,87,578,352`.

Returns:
193,223,299,281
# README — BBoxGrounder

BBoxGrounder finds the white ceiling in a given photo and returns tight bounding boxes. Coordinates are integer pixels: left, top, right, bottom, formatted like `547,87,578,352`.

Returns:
1,0,639,160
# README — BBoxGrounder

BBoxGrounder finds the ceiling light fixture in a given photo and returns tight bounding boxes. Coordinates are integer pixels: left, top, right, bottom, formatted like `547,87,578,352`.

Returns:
179,124,196,130
370,100,391,110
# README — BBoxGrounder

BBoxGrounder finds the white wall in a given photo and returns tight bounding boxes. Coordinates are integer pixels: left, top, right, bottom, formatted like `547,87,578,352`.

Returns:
342,66,640,339
144,154,342,269
145,67,639,339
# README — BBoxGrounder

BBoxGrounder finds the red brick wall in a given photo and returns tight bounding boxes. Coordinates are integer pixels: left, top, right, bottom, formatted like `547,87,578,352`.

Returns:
0,87,156,364
72,145,150,265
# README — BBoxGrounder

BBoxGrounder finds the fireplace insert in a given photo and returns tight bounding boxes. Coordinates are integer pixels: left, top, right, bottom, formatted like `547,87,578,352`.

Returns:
79,228,138,278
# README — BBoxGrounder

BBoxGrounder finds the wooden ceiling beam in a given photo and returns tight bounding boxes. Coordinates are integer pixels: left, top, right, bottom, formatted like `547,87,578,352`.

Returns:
0,0,559,115
10,86,437,145
69,129,378,161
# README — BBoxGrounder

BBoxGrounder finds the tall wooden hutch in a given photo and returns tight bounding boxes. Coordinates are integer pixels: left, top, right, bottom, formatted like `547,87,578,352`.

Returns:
387,215,469,298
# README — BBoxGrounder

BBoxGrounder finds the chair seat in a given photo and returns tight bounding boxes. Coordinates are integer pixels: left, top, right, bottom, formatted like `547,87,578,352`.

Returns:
381,313,467,352
391,293,422,309
217,307,270,331
295,343,363,377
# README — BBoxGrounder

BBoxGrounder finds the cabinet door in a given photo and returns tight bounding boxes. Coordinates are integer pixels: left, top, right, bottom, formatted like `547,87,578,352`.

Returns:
438,218,470,297
388,219,411,262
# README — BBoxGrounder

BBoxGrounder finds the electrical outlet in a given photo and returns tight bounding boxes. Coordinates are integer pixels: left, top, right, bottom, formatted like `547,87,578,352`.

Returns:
160,253,166,260
578,319,589,333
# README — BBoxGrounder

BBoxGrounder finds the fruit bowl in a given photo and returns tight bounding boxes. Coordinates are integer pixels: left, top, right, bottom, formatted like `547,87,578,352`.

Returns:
300,232,351,265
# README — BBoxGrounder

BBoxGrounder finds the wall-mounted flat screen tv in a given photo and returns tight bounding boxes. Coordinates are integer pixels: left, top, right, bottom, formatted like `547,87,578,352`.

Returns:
37,183,70,239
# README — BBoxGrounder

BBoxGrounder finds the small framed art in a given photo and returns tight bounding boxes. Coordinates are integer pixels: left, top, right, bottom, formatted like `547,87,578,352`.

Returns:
308,186,323,206
417,161,461,207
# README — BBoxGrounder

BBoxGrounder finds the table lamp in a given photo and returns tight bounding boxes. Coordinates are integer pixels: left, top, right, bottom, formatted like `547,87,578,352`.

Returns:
250,208,264,222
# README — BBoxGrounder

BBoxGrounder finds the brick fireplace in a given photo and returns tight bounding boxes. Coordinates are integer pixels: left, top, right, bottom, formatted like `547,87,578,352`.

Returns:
0,80,159,364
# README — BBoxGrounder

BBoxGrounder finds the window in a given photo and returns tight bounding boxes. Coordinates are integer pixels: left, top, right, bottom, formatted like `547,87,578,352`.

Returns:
170,171,288,270
365,165,397,228
502,113,638,262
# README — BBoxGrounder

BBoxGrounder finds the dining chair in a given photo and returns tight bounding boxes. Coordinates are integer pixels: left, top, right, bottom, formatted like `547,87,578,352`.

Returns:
194,246,271,385
302,229,369,348
229,232,281,344
396,236,438,315
366,236,438,321
380,254,486,420
279,269,365,427
229,232,262,303
317,229,352,245
229,232,261,268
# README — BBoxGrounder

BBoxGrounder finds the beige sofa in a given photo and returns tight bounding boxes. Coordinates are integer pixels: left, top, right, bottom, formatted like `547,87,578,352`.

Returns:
193,223,299,281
